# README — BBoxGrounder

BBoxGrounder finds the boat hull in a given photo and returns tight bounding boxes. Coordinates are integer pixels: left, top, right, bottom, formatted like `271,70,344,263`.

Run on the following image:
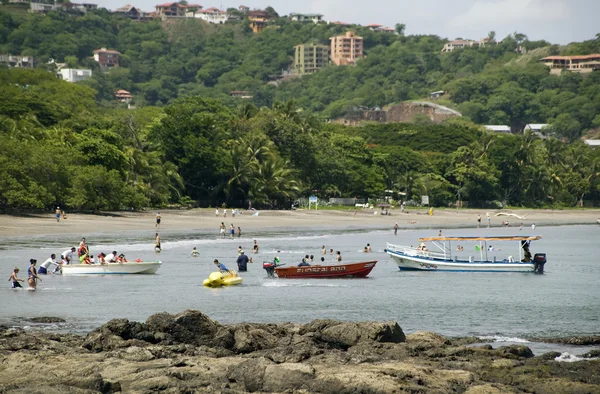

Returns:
274,261,377,279
386,251,534,272
61,262,161,275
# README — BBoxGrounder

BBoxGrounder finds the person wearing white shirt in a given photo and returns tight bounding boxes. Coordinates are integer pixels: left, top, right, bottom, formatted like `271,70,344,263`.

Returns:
105,251,118,263
62,247,76,265
39,254,58,274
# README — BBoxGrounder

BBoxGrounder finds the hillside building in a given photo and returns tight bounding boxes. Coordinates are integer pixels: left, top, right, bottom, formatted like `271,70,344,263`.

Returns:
289,13,323,23
329,31,363,66
93,47,121,68
115,89,133,103
192,7,228,24
293,43,330,74
0,54,35,68
57,68,92,83
540,54,600,75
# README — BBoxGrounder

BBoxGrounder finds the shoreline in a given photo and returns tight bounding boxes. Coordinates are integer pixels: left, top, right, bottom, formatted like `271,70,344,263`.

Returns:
1,310,598,393
1,208,599,237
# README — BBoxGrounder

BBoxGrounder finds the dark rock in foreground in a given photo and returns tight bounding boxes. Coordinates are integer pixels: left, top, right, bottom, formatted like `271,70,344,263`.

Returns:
1,310,599,393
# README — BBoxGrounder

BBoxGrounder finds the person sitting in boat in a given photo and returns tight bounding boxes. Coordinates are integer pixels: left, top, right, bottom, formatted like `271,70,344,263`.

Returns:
105,251,118,263
117,254,128,263
418,243,428,252
298,258,311,267
456,245,464,252
78,238,89,257
97,253,106,265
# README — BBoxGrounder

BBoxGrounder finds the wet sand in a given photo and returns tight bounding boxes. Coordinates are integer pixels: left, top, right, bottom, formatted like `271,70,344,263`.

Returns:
1,208,599,237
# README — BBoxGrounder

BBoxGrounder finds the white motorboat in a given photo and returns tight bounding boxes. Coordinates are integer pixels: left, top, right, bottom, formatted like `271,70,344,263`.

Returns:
61,261,161,275
385,235,546,273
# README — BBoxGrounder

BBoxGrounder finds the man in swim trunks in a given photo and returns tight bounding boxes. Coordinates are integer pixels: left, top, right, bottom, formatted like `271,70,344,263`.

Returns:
39,254,58,274
55,207,61,222
62,247,76,265
156,212,161,228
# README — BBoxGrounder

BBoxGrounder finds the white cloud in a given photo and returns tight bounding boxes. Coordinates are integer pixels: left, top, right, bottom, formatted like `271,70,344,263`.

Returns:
450,0,570,29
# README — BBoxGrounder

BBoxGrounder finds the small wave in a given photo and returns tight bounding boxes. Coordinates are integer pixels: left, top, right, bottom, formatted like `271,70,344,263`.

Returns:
554,352,597,362
479,335,530,343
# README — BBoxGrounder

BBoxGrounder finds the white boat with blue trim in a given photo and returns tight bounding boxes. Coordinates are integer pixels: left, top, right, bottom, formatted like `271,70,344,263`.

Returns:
61,261,162,275
385,235,546,273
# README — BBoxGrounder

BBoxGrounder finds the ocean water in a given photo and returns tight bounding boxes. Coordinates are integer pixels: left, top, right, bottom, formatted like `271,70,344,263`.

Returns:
1,224,599,354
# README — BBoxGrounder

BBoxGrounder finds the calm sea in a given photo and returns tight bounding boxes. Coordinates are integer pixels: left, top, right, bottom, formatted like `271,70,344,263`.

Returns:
1,224,599,354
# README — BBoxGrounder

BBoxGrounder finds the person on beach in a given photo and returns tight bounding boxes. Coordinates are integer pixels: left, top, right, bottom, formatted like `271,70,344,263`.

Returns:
155,212,161,228
253,240,259,254
55,207,61,222
487,215,491,227
154,233,161,252
219,223,226,239
62,247,76,265
477,215,481,228
8,268,24,288
394,222,399,235
336,251,342,262
39,254,58,275
229,224,235,239
215,208,219,216
191,247,200,257
28,259,41,289
237,226,241,238
223,208,227,218
321,245,326,255
236,250,249,272
62,210,67,220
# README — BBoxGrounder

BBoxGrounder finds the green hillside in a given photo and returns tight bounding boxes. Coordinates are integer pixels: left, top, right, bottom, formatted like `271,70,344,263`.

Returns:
0,8,599,211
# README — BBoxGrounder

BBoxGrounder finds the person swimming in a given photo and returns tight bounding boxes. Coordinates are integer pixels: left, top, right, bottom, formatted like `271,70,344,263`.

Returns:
191,247,200,257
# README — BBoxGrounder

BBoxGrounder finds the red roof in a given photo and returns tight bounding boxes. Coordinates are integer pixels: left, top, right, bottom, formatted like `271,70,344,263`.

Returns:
155,2,177,7
366,24,382,27
115,89,131,94
185,3,202,7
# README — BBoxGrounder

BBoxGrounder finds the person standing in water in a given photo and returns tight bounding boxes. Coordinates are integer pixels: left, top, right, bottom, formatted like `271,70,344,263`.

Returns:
8,268,24,288
219,222,226,239
236,226,241,238
321,245,326,255
154,233,161,252
28,259,41,289
393,222,399,235
336,251,342,262
253,240,259,254
191,247,200,257
229,224,235,239
39,254,58,275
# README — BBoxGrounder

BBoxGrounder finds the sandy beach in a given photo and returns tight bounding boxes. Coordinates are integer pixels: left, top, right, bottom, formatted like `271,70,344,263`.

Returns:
1,208,599,237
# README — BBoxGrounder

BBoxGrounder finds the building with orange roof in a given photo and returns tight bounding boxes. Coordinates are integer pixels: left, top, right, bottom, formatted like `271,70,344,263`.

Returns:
540,54,600,75
366,24,382,31
192,7,228,23
115,89,133,103
329,31,363,66
93,47,121,68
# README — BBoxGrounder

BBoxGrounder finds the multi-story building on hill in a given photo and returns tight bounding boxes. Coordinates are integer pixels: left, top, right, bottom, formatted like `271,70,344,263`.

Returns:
289,13,323,23
293,43,330,74
0,54,35,68
540,54,600,74
329,31,363,66
93,47,121,68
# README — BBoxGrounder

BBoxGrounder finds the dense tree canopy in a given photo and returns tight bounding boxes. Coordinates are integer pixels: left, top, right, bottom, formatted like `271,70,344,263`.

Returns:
1,8,600,210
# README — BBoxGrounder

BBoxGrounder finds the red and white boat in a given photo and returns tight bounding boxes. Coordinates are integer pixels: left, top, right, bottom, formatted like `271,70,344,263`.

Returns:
270,260,377,279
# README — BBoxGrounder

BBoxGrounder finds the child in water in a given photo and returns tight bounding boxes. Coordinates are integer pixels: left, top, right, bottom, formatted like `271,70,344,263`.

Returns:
191,247,200,257
8,268,24,288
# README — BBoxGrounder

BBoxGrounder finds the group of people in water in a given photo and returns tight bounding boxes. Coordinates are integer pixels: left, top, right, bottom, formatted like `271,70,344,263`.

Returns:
219,222,242,239
8,237,130,290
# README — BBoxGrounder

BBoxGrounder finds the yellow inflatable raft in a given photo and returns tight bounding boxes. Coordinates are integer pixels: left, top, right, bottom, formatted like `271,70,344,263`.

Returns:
203,271,243,287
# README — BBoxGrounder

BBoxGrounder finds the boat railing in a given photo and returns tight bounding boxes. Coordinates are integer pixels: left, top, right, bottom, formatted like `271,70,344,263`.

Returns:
386,243,447,260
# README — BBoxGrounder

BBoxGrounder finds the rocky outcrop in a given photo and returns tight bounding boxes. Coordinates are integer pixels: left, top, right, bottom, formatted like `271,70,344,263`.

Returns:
1,310,599,393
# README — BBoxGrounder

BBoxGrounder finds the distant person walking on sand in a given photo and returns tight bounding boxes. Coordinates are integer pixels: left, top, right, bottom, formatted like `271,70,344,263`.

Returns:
223,208,227,218
28,259,41,289
215,208,219,216
487,214,491,228
394,222,399,235
253,240,259,254
155,212,161,228
155,233,161,252
477,215,481,228
9,267,24,288
55,207,61,222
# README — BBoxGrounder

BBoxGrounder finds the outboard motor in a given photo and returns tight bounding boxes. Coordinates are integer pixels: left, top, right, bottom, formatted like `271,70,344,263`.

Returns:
533,253,546,274
263,261,276,278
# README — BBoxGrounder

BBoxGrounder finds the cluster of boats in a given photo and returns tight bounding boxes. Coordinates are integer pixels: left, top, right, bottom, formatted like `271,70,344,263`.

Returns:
58,235,546,288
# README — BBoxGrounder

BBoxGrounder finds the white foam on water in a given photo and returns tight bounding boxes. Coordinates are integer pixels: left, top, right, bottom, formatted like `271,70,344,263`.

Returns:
554,352,597,362
478,335,531,343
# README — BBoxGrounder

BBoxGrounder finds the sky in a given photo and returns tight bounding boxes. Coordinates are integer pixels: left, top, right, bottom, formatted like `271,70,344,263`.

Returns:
99,0,599,45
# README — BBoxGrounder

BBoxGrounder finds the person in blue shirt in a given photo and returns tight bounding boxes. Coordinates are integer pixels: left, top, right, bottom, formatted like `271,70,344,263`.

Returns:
213,259,229,272
298,258,311,267
236,251,249,272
